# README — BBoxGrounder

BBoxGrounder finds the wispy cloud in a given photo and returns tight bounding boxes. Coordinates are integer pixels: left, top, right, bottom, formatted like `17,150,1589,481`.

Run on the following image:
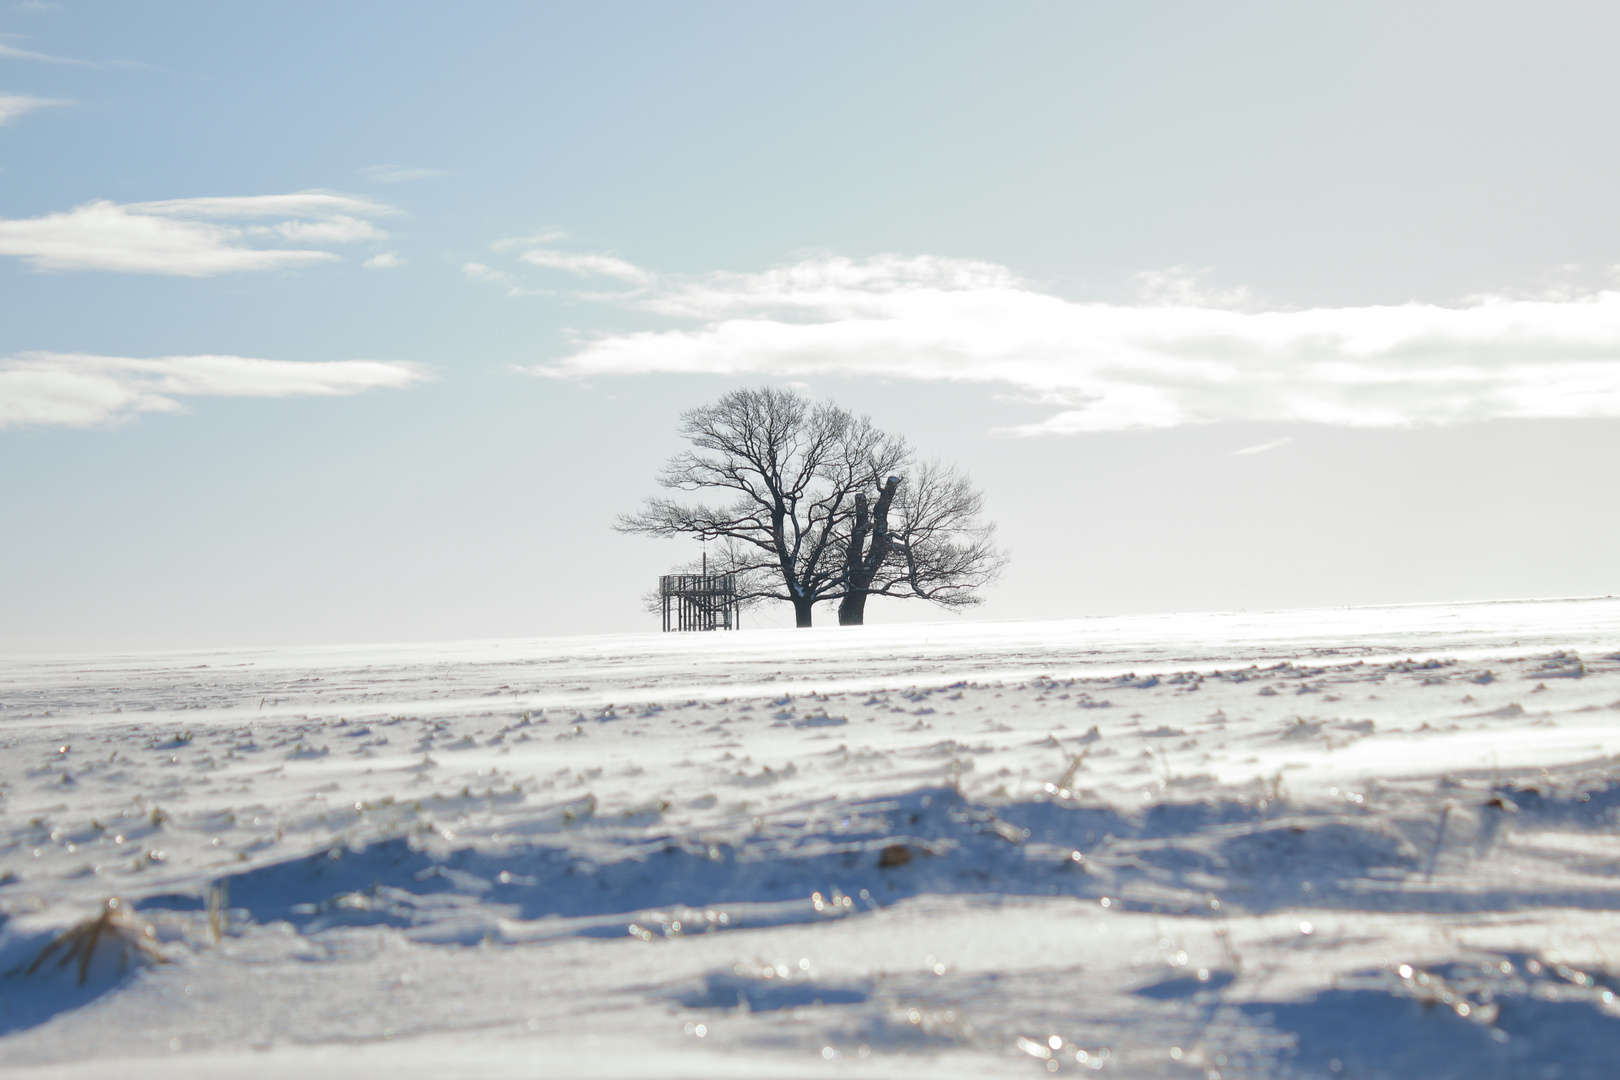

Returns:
359,164,450,184
0,91,70,125
518,248,651,285
1128,265,1256,309
0,32,86,64
467,238,650,285
0,192,397,275
12,2,65,14
1229,436,1293,456
462,261,510,285
0,352,429,428
490,230,568,252
462,261,550,297
364,251,403,269
523,253,1620,433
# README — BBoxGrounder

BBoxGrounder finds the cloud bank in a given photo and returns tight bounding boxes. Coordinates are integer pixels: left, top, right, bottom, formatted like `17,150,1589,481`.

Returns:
0,192,396,275
0,352,428,428
520,253,1620,433
0,91,69,125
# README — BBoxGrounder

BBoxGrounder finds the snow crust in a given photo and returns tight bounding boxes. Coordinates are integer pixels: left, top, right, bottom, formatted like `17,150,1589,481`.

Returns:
3,597,1620,1078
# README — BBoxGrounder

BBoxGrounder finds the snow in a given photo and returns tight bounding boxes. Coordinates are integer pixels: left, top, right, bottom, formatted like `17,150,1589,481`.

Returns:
3,597,1620,1078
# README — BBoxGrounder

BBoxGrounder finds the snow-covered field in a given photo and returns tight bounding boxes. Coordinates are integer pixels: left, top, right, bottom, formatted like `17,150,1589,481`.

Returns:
4,598,1620,1079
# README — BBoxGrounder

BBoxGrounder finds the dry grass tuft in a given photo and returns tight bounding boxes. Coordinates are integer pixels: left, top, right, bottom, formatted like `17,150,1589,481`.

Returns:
879,843,914,867
13,898,164,985
207,881,229,943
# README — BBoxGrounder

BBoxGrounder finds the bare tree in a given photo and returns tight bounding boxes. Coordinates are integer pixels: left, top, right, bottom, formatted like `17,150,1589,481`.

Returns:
618,388,905,627
619,387,1004,627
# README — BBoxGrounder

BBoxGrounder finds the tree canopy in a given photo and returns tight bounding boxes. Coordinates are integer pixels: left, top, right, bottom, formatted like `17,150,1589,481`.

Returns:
618,387,1005,627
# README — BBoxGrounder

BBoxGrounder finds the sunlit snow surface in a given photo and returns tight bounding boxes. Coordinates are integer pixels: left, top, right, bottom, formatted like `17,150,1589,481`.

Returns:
4,598,1620,1078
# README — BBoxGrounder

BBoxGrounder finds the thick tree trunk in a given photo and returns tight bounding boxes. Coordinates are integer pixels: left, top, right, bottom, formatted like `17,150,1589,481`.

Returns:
838,476,902,627
793,597,816,627
839,492,871,626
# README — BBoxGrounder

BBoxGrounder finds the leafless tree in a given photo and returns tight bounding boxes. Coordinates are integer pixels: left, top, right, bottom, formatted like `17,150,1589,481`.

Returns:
619,386,1004,627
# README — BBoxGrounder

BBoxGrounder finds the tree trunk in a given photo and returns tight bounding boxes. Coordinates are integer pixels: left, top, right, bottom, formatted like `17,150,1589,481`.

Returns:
793,597,815,627
838,492,871,626
838,476,902,627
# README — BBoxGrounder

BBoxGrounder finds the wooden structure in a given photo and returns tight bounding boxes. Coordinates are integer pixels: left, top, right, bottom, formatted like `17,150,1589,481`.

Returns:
660,572,740,632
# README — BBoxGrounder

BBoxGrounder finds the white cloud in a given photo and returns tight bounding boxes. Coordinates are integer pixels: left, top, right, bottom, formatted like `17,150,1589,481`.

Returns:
125,193,391,220
0,192,397,275
526,253,1620,433
0,92,70,125
490,230,568,251
12,2,64,13
359,165,449,184
518,248,651,285
0,352,429,428
462,261,510,285
364,251,404,269
255,216,385,244
1230,436,1293,456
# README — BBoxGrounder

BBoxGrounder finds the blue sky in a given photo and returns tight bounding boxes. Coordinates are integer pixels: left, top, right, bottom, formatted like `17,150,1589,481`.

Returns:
3,2,1620,651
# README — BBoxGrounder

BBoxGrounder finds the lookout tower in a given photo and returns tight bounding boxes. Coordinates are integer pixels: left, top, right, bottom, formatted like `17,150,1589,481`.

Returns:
659,554,740,632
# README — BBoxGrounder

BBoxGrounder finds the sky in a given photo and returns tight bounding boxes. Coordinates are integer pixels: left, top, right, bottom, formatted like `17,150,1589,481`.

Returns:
3,1,1620,653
